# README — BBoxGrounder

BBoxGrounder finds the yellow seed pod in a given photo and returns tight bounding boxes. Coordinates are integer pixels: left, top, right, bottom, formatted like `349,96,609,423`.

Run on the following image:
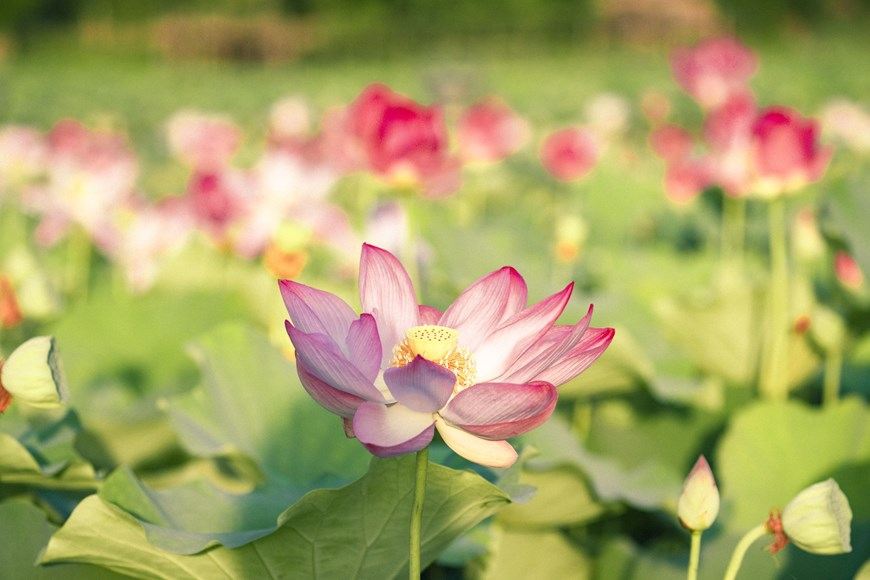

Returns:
0,336,69,408
405,325,458,361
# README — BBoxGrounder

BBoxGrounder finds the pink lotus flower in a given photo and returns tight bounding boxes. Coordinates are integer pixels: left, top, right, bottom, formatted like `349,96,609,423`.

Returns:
750,106,832,197
540,128,599,182
336,84,461,197
457,97,529,163
671,36,758,110
280,244,614,468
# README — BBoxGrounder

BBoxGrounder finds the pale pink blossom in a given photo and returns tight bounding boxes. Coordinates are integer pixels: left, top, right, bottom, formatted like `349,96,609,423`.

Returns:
230,148,354,260
540,128,599,182
167,111,242,171
25,120,138,246
0,126,47,195
280,244,614,468
671,36,758,110
819,98,870,155
457,97,529,163
93,196,194,292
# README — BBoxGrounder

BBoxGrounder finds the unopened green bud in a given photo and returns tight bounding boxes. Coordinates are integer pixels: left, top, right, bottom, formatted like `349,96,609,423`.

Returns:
677,455,720,531
782,478,852,555
0,336,69,408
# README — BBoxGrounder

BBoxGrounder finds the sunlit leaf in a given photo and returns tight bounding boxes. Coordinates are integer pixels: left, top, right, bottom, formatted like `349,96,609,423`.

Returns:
717,396,870,531
42,454,511,578
481,527,591,580
0,502,122,579
520,415,681,510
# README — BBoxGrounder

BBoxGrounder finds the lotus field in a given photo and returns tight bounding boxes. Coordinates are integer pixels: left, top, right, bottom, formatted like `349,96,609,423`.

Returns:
1,34,870,579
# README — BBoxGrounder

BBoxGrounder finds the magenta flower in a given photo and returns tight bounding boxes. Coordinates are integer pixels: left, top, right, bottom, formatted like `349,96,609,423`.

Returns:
336,83,461,198
280,244,614,468
750,106,832,197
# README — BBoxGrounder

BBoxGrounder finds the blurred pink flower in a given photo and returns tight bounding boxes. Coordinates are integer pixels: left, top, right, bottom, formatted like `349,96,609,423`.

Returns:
540,128,599,182
230,148,355,260
819,98,870,154
650,125,694,162
834,252,864,289
335,83,461,197
0,126,47,195
750,106,832,197
671,36,758,110
662,158,714,203
702,93,757,196
167,111,242,171
95,196,194,293
25,120,138,246
184,169,252,244
457,97,529,163
280,244,614,468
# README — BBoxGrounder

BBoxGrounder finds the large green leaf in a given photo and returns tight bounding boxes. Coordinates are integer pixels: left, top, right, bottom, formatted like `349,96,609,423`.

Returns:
0,411,97,491
822,172,870,277
166,323,370,485
0,502,123,579
96,467,304,554
521,415,681,510
42,454,511,579
717,396,870,531
480,527,591,580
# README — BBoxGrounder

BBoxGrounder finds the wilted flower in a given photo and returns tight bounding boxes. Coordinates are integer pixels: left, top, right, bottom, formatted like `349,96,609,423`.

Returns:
336,83,461,197
457,97,529,163
671,36,758,110
781,479,852,555
0,336,69,409
677,455,720,531
540,127,599,182
280,244,614,468
749,106,832,198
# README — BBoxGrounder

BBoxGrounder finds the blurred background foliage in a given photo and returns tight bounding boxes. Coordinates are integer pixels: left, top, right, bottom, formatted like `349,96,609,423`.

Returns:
1,0,869,61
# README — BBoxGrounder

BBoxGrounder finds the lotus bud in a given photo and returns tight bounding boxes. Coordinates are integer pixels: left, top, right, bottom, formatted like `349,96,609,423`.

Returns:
781,478,852,555
0,336,69,408
678,455,720,531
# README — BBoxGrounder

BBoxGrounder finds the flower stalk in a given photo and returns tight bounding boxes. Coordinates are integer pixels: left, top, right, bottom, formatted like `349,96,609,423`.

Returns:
760,197,789,400
687,529,702,580
723,523,769,580
409,446,429,580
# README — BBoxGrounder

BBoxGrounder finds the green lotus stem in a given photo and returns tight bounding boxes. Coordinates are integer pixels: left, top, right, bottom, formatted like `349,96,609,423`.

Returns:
66,228,92,301
724,523,769,580
823,348,843,407
721,195,746,275
687,529,702,580
760,198,789,400
409,446,429,580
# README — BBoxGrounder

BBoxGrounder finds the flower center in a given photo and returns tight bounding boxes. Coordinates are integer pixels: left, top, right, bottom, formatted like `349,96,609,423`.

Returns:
390,325,476,394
